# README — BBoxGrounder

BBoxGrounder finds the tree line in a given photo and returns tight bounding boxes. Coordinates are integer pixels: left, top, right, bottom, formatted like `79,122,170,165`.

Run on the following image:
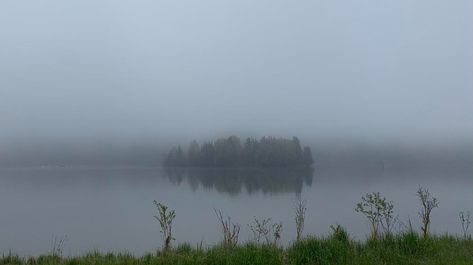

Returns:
164,136,314,168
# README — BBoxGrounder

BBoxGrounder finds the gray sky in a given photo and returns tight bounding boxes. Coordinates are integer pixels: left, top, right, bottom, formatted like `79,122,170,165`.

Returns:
1,0,472,143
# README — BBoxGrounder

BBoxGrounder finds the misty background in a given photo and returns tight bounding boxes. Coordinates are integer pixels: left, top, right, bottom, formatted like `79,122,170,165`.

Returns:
0,0,472,167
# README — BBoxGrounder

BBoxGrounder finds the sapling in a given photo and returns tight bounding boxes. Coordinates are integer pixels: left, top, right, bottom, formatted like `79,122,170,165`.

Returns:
295,198,307,241
153,201,176,251
249,217,283,245
416,187,439,238
459,211,471,239
355,192,394,239
380,199,395,235
249,217,271,244
272,222,283,246
214,209,240,248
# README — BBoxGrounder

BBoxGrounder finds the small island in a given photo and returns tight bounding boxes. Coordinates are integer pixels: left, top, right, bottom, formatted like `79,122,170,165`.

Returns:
164,136,314,168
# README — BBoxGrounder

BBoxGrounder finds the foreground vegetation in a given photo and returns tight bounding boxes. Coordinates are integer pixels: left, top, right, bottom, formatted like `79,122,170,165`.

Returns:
2,187,472,264
2,233,473,265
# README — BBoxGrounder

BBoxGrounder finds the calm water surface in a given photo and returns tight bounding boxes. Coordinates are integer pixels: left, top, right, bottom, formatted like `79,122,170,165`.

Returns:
0,166,471,256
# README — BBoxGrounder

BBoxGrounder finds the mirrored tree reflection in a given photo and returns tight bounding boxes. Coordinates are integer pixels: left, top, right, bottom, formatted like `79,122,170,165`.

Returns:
163,167,314,196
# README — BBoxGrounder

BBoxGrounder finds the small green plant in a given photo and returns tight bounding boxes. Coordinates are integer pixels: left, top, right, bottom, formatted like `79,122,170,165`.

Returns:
416,187,439,238
330,224,349,244
355,192,394,239
153,201,176,251
295,198,307,241
459,211,471,239
272,222,283,246
214,209,240,248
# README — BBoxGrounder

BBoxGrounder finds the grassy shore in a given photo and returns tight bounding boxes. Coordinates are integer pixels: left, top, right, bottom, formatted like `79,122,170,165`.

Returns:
2,232,473,265
3,190,471,264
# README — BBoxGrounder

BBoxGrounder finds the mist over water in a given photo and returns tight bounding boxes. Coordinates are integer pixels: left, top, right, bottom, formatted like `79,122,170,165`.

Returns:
0,0,472,257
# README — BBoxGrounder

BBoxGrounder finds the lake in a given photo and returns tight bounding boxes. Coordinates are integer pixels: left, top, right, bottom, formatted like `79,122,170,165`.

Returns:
0,165,472,256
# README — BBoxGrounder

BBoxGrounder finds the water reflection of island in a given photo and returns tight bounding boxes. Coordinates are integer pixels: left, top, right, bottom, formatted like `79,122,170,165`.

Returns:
163,167,314,196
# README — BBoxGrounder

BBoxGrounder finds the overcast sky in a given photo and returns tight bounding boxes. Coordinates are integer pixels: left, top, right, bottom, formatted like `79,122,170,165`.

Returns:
1,0,472,143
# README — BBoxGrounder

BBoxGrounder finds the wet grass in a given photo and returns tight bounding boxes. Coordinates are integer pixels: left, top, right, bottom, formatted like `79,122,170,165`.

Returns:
2,233,473,265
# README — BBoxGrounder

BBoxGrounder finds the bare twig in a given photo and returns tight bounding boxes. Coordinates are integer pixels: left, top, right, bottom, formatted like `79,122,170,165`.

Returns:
459,211,471,239
295,198,307,241
50,235,67,257
214,209,240,248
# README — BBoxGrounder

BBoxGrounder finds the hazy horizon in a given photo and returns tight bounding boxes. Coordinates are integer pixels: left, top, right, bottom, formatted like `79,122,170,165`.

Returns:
1,0,472,147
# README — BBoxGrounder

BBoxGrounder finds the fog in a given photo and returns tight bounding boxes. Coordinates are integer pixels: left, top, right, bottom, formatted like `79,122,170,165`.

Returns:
1,2,473,256
0,0,472,165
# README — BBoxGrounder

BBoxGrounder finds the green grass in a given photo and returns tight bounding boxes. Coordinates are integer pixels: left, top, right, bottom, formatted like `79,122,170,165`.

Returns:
2,233,473,265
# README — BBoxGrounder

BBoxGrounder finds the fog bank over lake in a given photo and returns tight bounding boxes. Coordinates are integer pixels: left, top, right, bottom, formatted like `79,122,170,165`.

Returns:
1,0,472,145
0,137,471,169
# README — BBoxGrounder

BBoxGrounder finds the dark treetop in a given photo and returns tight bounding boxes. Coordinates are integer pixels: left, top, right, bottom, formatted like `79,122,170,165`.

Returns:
164,136,314,168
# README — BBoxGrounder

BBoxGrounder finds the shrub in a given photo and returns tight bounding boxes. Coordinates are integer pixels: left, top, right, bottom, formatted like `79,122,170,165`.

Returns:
153,201,176,251
416,187,439,238
214,209,240,248
355,192,394,239
330,224,350,245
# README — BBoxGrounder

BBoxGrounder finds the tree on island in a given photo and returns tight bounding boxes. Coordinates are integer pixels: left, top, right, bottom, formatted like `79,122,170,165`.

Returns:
165,146,186,167
164,136,314,168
